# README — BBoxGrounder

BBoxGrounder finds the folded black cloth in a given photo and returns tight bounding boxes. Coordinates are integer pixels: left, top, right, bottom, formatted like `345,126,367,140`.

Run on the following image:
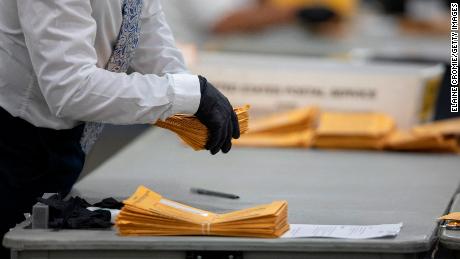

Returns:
37,195,123,229
93,197,124,210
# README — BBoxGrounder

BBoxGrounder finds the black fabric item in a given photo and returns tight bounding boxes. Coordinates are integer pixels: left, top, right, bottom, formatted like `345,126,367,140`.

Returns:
0,106,85,258
296,7,337,24
195,76,240,155
38,195,112,229
93,197,124,210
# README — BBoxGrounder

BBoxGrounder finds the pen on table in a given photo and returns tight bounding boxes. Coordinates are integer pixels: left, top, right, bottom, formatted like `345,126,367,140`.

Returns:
190,188,240,200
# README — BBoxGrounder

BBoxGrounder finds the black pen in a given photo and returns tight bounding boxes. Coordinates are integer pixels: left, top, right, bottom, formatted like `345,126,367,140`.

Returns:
191,188,240,199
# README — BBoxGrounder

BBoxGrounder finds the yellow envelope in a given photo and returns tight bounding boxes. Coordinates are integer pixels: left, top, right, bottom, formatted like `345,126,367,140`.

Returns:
234,130,315,148
412,118,460,137
316,112,395,137
314,136,388,150
385,131,460,153
314,112,395,150
248,106,318,135
439,212,460,221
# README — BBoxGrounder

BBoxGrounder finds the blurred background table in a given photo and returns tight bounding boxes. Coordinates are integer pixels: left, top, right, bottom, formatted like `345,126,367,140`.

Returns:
206,25,448,63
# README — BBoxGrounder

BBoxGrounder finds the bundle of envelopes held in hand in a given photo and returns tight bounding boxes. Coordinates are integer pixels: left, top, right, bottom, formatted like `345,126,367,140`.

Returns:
155,105,250,150
116,186,289,238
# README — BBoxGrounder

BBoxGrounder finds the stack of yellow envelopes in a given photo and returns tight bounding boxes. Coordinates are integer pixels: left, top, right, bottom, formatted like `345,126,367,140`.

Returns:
234,131,315,148
248,107,318,135
116,186,289,238
234,107,318,148
412,117,460,137
314,112,395,150
155,105,250,151
385,130,460,153
385,117,460,153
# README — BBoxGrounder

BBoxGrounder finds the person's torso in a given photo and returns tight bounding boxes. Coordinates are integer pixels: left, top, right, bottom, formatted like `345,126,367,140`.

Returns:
0,0,153,129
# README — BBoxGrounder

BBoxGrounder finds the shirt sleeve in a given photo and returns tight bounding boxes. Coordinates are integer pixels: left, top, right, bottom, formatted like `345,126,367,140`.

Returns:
130,1,200,115
16,0,201,125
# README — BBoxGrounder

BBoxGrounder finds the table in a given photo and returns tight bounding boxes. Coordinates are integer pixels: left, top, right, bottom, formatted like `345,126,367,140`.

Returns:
205,24,449,63
4,129,460,259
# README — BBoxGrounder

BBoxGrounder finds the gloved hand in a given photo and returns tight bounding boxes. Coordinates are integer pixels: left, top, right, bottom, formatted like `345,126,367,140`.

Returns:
195,76,240,155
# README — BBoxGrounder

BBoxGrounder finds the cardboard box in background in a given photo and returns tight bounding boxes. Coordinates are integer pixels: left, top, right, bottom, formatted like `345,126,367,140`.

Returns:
190,52,444,129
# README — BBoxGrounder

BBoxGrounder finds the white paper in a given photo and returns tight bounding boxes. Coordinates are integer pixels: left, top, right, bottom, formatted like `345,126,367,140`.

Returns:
282,223,403,239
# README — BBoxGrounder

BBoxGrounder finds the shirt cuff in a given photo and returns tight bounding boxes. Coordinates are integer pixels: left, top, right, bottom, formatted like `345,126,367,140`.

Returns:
170,74,201,115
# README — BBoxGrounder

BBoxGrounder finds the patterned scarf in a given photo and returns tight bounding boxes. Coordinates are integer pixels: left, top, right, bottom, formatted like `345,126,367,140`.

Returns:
80,0,144,154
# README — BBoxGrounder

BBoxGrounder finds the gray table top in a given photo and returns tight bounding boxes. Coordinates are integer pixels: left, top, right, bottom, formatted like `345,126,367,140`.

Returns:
440,194,460,250
4,129,460,253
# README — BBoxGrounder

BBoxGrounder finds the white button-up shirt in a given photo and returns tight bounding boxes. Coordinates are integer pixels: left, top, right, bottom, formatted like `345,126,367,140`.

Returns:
0,0,201,129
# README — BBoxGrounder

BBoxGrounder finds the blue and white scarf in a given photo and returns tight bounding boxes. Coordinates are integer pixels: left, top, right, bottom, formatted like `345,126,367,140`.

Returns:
80,0,144,154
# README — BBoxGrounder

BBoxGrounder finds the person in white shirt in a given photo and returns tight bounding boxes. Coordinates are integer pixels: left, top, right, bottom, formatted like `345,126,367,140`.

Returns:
0,0,239,255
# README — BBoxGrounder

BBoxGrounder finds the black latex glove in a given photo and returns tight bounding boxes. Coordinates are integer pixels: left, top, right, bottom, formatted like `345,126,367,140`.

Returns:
195,76,240,155
296,7,337,24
